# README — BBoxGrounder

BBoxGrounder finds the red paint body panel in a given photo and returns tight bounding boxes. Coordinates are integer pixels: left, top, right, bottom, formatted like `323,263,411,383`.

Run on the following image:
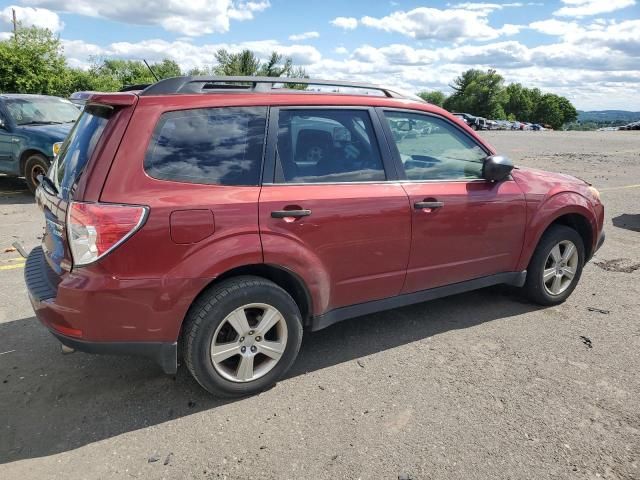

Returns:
259,183,411,314
170,209,215,244
27,90,605,350
401,180,526,292
511,167,603,270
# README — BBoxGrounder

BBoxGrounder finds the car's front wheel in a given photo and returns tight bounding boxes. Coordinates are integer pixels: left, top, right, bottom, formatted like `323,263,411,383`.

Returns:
523,224,585,306
183,276,303,396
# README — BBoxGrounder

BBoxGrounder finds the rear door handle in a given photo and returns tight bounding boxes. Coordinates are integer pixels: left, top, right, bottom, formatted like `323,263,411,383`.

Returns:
271,209,312,218
414,201,444,209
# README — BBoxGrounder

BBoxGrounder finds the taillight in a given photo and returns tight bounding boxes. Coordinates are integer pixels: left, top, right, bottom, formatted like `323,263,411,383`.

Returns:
67,201,148,266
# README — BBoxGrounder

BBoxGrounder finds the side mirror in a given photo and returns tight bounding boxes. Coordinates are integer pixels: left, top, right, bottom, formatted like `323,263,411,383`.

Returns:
483,155,514,182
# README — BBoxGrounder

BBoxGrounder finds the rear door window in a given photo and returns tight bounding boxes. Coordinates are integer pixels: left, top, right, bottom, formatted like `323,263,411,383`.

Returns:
144,107,267,186
275,109,386,183
49,105,111,198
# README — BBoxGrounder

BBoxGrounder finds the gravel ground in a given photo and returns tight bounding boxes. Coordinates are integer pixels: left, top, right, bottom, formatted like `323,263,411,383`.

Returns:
0,131,638,479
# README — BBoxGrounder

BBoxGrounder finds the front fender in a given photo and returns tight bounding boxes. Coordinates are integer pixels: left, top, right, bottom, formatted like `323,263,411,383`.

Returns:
516,191,597,271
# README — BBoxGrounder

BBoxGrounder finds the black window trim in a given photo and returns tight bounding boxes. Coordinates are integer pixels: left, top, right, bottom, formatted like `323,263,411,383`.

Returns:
374,107,497,184
144,105,270,187
263,105,400,186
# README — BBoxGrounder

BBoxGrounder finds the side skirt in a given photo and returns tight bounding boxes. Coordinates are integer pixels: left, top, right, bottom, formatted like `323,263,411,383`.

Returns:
310,271,527,331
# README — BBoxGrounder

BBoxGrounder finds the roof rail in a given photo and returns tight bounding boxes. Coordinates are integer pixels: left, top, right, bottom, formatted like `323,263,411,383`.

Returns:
139,76,424,102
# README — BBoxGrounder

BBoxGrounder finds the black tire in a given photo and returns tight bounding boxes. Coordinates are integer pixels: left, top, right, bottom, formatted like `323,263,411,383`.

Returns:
472,123,479,131
522,224,585,306
23,153,49,194
182,276,303,397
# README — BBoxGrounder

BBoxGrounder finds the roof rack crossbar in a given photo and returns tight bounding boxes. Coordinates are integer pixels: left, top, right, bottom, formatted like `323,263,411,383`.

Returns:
139,76,412,99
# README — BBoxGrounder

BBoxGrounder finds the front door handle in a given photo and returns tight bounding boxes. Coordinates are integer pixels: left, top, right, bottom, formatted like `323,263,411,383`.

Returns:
271,209,312,219
414,201,444,209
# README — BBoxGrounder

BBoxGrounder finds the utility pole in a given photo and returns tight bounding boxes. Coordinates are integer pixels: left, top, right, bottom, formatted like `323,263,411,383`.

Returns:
12,8,17,41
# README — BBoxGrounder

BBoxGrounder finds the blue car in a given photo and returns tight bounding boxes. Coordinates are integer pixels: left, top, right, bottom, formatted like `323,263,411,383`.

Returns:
0,94,79,193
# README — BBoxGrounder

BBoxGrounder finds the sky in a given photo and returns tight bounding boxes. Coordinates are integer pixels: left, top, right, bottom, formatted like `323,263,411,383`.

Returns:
0,0,638,110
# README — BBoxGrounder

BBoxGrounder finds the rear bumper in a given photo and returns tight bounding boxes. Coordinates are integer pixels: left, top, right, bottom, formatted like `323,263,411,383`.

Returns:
24,246,184,373
51,331,177,374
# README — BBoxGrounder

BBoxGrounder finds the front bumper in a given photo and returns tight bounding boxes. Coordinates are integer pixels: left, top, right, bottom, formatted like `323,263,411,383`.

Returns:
589,230,605,260
24,246,178,373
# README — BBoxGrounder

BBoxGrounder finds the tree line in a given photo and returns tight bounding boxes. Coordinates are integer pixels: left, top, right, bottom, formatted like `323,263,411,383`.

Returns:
1,25,577,129
0,25,307,97
418,69,578,129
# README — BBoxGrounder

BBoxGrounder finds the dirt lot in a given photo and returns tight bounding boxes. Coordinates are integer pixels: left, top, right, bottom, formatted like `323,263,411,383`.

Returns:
1,131,639,479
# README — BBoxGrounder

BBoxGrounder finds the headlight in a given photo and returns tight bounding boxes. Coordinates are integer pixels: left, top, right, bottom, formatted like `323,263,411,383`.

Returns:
588,186,601,202
53,142,62,157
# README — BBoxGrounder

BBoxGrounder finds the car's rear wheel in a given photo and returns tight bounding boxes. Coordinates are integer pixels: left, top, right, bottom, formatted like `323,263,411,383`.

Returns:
522,224,585,306
183,276,303,397
24,153,49,194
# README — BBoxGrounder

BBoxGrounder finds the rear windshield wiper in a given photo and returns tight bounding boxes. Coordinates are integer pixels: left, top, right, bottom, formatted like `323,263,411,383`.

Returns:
38,174,59,196
21,121,66,125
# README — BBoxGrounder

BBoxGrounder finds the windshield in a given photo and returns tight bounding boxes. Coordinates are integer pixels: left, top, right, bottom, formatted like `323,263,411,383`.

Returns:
48,105,111,198
5,97,80,125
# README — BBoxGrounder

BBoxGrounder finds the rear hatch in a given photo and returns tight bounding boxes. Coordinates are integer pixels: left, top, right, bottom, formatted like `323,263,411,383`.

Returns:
37,104,114,274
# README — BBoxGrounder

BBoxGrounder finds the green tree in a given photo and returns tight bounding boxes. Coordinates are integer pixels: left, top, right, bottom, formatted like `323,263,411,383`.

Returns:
417,90,446,107
443,69,507,118
556,95,578,124
534,94,564,129
0,25,67,95
213,49,307,80
504,83,533,121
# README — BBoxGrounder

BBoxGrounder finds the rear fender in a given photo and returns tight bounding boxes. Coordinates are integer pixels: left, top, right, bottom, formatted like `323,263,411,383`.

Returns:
259,232,332,315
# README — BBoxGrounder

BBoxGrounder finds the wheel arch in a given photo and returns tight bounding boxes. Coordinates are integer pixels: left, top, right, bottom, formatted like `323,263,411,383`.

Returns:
20,148,49,175
518,194,597,271
548,213,593,259
178,263,314,343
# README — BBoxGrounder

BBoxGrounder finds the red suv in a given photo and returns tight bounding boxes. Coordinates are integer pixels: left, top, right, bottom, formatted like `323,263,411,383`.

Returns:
26,77,605,396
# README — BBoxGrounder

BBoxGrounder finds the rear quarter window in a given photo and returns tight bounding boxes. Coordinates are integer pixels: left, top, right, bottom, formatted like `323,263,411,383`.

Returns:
144,107,267,186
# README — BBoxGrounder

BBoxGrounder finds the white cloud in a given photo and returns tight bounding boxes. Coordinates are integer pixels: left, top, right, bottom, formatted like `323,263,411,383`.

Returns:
334,46,348,55
529,18,582,35
288,31,319,41
62,38,322,71
450,2,525,13
19,0,270,36
554,0,636,17
530,18,640,56
0,5,63,32
360,7,522,41
330,16,358,30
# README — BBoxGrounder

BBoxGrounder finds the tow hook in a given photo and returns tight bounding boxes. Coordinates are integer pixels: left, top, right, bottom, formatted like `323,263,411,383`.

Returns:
61,344,75,355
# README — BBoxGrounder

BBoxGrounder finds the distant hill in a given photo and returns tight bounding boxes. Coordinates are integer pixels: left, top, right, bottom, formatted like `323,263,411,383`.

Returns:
577,110,640,124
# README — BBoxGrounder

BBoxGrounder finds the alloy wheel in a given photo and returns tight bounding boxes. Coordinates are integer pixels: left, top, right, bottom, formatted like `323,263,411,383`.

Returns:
210,303,288,383
542,240,579,295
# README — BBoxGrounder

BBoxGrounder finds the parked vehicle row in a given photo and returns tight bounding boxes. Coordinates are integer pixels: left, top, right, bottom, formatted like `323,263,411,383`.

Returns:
618,121,640,130
452,113,550,132
25,76,605,397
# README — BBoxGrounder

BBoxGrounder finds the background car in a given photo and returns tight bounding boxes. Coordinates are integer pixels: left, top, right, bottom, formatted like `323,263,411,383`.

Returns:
0,94,78,192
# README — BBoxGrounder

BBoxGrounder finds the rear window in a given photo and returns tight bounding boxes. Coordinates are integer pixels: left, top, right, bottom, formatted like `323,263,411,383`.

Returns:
49,105,111,198
144,107,267,186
